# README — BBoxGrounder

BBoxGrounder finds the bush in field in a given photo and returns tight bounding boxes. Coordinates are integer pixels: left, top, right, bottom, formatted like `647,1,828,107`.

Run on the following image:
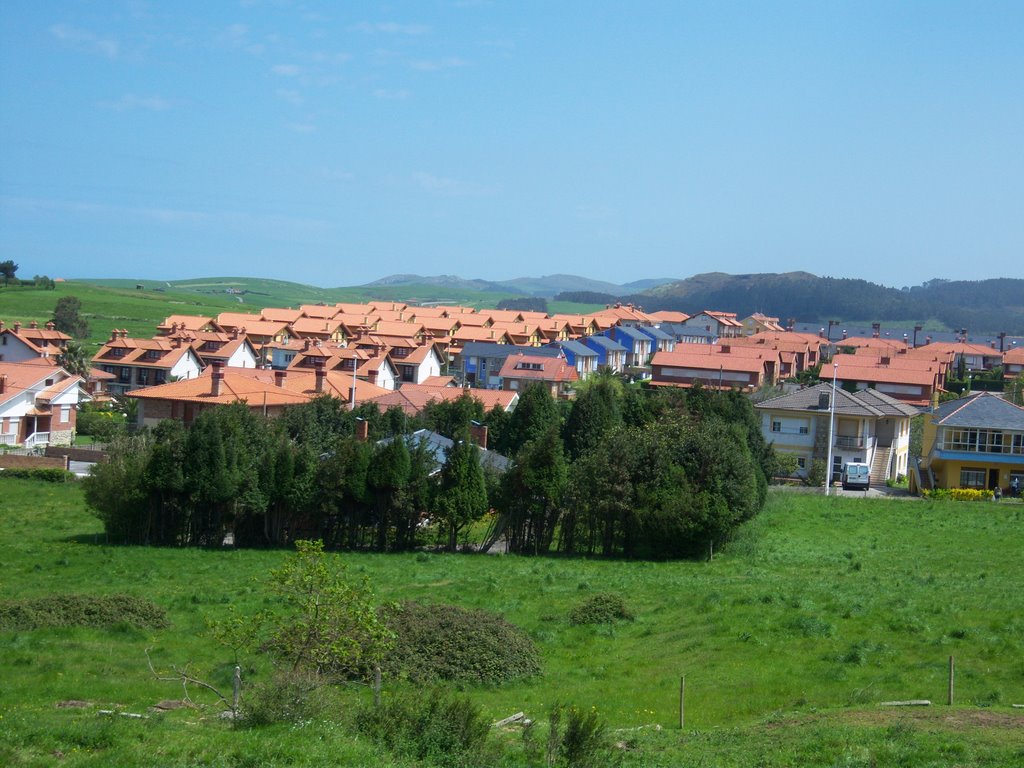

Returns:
0,594,168,630
924,488,994,502
241,670,329,726
0,468,75,482
354,691,491,767
538,703,618,768
381,601,540,684
568,593,634,625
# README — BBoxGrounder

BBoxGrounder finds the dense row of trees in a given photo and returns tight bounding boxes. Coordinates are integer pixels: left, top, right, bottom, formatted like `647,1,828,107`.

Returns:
557,274,1024,335
84,375,774,559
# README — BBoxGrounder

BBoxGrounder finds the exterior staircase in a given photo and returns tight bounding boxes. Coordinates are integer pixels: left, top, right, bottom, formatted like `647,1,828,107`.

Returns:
870,445,891,486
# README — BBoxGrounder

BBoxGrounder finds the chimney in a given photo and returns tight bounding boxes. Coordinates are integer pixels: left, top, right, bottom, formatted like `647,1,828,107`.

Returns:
842,330,848,340
990,340,996,350
14,321,22,333
211,361,225,397
46,321,55,331
109,329,118,342
720,344,731,354
925,336,932,346
303,338,311,351
818,391,830,409
871,323,880,338
0,374,6,395
354,417,369,442
999,332,1007,352
314,358,326,393
880,356,890,366
29,320,38,329
172,335,182,349
230,327,239,340
469,421,488,450
0,320,4,331
787,318,795,332
274,370,287,388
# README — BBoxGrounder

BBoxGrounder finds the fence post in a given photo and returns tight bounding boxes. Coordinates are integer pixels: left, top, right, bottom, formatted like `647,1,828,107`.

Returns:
232,665,241,714
947,655,954,706
679,675,685,730
374,665,382,708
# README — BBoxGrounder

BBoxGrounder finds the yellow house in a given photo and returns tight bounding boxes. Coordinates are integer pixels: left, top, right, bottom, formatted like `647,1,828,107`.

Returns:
914,392,1024,494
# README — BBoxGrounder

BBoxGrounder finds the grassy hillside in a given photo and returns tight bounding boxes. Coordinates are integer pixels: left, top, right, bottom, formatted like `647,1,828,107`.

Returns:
1,479,1021,766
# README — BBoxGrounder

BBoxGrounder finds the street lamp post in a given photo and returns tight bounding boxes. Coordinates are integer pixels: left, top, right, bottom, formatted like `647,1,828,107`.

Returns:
824,362,838,495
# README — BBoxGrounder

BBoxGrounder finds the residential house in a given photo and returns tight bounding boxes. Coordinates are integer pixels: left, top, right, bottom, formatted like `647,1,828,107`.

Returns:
92,330,203,396
0,360,87,447
607,325,654,368
1004,346,1024,381
593,303,652,327
289,317,349,344
831,359,940,408
580,335,628,373
498,352,579,399
682,310,743,338
742,313,786,335
128,361,390,428
156,315,216,335
376,428,511,475
637,324,675,354
546,339,599,380
648,311,691,325
755,382,918,485
13,321,71,357
914,392,1024,495
457,343,563,389
365,384,518,417
649,348,772,391
1,322,53,363
658,323,718,345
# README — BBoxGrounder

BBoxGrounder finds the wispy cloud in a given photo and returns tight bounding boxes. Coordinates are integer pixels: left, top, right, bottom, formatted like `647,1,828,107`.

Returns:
353,21,430,35
276,88,304,106
1,195,330,233
99,94,173,111
272,63,302,76
374,88,410,100
412,172,493,197
50,24,119,59
411,57,466,72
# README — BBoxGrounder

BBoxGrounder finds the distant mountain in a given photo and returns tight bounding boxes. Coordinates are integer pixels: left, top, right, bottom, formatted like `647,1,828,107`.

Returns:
624,272,1024,335
363,273,676,297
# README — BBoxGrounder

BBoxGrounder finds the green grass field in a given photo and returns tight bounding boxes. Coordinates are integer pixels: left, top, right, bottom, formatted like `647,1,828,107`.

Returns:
1,479,1022,766
0,279,605,354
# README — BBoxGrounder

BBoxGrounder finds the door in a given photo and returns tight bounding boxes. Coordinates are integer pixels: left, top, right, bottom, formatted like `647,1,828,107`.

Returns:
988,468,999,491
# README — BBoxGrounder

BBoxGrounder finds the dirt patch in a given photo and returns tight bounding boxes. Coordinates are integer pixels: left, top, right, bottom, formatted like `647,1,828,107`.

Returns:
836,707,1024,731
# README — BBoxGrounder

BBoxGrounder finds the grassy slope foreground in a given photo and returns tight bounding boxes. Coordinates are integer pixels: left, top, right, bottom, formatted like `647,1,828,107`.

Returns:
0,480,1022,766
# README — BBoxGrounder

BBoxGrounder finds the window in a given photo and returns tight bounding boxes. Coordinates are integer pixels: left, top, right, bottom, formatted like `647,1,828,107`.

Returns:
799,425,809,434
60,405,70,422
960,468,985,489
155,371,166,385
797,457,806,469
137,369,150,385
771,421,781,433
119,367,131,383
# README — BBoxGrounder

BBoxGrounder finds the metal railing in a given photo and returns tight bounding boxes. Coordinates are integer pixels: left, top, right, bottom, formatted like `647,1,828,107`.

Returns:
23,432,50,448
834,435,867,450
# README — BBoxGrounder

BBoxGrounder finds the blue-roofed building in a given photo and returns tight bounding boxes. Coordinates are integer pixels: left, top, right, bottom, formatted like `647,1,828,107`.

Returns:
456,342,563,389
915,391,1024,495
659,322,718,345
637,324,675,353
581,335,627,373
546,339,599,380
606,325,653,367
377,428,511,475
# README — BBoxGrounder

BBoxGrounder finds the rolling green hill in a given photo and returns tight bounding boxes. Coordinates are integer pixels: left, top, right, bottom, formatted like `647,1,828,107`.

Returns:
0,480,1021,766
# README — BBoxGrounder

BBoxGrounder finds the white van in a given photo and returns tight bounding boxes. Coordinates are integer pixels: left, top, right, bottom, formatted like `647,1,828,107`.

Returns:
842,462,871,491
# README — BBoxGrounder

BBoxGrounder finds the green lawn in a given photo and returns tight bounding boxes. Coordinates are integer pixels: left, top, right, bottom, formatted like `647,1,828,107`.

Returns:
1,480,1021,766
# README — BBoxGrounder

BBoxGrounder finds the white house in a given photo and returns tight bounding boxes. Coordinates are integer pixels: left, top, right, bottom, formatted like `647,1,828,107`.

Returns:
0,361,87,447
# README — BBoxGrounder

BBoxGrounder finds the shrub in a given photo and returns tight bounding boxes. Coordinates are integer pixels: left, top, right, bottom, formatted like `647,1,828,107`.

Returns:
381,601,540,684
1,468,75,482
354,691,491,767
568,593,635,625
543,703,618,768
242,670,328,726
924,488,994,502
0,594,168,630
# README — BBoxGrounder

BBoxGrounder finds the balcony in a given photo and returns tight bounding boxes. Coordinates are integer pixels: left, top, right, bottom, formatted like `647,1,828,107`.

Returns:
938,440,1024,456
834,435,867,450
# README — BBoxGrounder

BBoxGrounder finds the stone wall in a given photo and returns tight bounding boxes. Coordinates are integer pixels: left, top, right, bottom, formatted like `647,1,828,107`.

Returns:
0,454,69,470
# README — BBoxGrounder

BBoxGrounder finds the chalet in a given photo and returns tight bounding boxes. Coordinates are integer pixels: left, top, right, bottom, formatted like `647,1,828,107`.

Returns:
755,383,917,485
92,330,203,396
0,360,87,448
914,392,1024,495
1004,346,1024,381
546,340,599,380
128,361,390,428
580,335,628,373
606,325,654,368
289,317,349,344
832,360,939,408
12,321,71,357
365,384,518,417
498,352,578,399
657,322,717,346
649,348,771,391
682,310,743,338
742,313,785,335
457,343,563,389
1,322,53,363
637,325,675,353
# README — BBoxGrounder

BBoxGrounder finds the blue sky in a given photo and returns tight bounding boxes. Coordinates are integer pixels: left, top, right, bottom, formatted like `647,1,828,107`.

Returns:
1,1,1021,288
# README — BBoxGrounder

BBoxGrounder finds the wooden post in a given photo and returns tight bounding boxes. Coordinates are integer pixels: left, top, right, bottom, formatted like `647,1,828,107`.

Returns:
374,665,382,708
709,540,713,562
679,676,685,730
232,665,241,713
947,655,954,706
